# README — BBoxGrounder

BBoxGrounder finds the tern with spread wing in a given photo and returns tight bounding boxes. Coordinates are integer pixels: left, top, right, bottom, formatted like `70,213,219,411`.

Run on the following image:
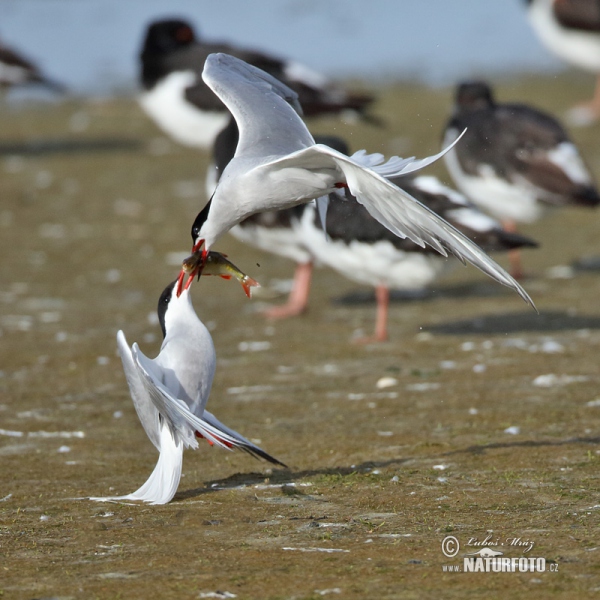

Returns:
181,53,534,310
91,280,284,505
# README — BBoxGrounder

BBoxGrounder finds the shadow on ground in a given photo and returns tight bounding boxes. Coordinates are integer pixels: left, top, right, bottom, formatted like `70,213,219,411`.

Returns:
333,280,526,306
424,310,600,335
174,434,600,502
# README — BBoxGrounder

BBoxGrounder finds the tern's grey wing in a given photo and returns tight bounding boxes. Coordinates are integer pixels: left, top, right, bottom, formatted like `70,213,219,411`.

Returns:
132,345,247,452
116,331,160,451
258,145,535,309
350,130,467,179
202,52,314,158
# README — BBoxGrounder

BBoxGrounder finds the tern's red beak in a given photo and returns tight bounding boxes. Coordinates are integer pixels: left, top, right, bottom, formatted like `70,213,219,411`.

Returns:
192,238,205,254
176,269,186,297
176,239,207,297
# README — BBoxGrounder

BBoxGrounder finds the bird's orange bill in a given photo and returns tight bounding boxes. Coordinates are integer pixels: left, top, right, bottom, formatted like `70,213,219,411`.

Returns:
181,250,260,298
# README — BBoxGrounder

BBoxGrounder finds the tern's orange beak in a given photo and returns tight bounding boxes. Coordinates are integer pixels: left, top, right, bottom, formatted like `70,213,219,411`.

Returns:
176,239,207,297
176,269,186,297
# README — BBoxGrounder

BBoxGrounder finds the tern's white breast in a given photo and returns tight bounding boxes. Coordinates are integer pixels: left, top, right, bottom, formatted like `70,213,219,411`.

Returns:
299,205,450,290
230,221,311,264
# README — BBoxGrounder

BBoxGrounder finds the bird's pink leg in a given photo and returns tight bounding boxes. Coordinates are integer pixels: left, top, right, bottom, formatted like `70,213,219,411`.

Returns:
374,284,390,342
264,262,313,319
354,284,389,344
592,75,600,117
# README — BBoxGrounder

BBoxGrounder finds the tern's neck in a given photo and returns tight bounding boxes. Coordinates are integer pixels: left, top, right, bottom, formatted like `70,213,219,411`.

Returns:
163,292,203,339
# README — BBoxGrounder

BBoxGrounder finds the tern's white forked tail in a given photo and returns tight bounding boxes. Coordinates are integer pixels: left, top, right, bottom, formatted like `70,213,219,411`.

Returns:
123,421,184,504
90,420,184,505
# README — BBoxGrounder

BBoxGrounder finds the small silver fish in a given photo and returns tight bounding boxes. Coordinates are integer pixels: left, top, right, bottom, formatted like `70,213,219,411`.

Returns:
182,250,260,297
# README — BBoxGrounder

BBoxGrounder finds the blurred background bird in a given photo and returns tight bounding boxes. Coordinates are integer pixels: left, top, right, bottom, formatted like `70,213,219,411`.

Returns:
525,0,600,125
0,38,65,94
443,80,600,278
138,18,377,149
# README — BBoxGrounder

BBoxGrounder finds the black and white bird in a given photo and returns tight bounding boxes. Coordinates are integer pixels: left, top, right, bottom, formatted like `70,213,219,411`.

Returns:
139,18,376,149
181,53,534,313
0,39,64,92
91,281,284,505
525,0,600,124
443,80,600,277
299,175,538,342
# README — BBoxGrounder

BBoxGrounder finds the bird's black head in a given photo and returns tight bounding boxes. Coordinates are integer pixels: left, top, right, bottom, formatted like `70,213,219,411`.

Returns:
191,198,212,242
157,280,178,339
141,19,197,57
455,81,495,112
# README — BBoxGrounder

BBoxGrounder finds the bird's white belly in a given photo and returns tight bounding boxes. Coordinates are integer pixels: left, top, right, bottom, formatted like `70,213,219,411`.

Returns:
139,71,228,149
230,222,311,263
300,208,449,290
444,149,545,224
529,1,600,72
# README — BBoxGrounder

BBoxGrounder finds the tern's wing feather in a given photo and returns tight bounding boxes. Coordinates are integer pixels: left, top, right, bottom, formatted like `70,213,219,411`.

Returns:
116,331,161,451
202,52,314,158
350,130,467,179
259,145,535,308
132,346,272,454
203,410,286,467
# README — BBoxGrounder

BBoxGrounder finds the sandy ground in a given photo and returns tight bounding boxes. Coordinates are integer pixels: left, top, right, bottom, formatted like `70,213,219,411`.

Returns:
1,73,600,599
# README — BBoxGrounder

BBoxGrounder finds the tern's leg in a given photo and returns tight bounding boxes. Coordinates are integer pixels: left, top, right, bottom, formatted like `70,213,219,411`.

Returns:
354,284,389,344
264,262,313,320
503,219,524,280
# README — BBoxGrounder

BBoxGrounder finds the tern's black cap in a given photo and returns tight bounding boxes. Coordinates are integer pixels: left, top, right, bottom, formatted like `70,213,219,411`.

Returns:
191,198,212,242
157,280,177,338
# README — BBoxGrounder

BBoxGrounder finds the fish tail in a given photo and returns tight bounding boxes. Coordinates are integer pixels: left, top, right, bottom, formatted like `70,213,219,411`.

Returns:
241,276,260,298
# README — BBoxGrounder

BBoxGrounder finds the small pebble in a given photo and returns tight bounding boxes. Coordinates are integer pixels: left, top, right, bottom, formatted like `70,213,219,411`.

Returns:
238,341,271,352
439,360,456,370
376,376,398,389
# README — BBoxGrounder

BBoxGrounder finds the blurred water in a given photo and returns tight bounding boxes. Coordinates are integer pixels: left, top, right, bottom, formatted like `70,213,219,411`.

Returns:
2,0,561,95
